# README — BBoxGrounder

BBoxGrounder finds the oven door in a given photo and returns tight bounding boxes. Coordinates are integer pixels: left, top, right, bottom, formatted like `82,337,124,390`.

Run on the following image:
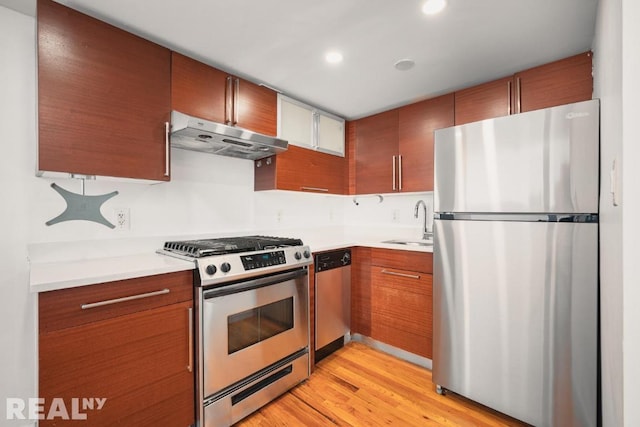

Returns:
201,268,309,397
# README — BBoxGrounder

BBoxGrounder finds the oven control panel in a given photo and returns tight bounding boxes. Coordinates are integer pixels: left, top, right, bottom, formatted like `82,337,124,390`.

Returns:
241,250,286,270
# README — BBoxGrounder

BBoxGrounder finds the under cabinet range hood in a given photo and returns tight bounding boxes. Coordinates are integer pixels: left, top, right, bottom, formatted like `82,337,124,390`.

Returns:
169,111,288,160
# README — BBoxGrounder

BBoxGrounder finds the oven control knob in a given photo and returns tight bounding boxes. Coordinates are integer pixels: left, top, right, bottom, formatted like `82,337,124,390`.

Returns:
294,252,302,260
205,265,217,275
342,252,351,265
303,250,311,259
220,262,231,273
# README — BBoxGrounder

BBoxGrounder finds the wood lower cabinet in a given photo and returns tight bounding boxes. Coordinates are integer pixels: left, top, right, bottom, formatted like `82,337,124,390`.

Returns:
351,247,372,337
352,248,433,359
370,249,433,359
38,271,195,426
171,52,277,136
455,51,593,125
254,145,346,193
37,0,171,180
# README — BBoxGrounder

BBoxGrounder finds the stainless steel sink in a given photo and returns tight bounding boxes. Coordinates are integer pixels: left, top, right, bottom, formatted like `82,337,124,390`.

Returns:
381,239,434,247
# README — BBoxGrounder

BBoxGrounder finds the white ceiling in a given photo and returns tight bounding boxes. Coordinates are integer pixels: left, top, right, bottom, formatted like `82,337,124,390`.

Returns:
3,0,598,120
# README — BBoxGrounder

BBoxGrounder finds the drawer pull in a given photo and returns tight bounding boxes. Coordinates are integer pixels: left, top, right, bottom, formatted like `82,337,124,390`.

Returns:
164,121,170,177
381,269,420,280
80,288,170,310
187,307,193,372
300,186,329,192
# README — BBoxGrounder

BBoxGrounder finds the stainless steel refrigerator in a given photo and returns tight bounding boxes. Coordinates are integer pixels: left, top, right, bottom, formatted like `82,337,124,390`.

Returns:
433,99,599,427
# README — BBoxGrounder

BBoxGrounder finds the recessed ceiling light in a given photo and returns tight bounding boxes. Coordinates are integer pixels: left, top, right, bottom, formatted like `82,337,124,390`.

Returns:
394,59,415,71
325,51,344,64
422,0,447,15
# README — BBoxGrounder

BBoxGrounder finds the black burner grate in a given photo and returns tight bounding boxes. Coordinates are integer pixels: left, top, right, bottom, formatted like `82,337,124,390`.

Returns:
163,235,303,258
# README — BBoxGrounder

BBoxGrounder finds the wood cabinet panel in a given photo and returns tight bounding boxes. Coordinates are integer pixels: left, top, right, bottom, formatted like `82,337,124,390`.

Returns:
454,52,593,125
515,51,593,113
39,271,193,333
309,264,316,372
454,76,513,126
371,266,432,358
354,110,399,194
236,78,278,136
370,248,433,274
351,247,372,337
171,53,277,136
39,301,194,426
171,52,227,123
398,94,454,192
254,145,346,193
37,0,171,180
346,121,356,195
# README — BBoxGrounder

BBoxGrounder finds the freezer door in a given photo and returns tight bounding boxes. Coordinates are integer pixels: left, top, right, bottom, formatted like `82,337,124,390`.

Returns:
433,219,597,427
434,99,599,214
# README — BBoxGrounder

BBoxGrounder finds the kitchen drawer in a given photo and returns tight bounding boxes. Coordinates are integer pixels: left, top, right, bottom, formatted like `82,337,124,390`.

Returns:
370,248,433,274
371,265,433,358
39,270,193,333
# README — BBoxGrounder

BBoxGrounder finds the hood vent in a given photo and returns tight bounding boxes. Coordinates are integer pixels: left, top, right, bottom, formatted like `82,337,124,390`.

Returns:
170,111,288,160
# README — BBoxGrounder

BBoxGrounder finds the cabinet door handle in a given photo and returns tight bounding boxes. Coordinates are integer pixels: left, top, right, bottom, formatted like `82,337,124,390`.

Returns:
80,288,170,310
233,78,240,126
225,76,233,124
301,186,329,192
392,156,397,191
507,80,512,115
164,122,170,177
516,77,522,114
187,307,193,372
398,155,403,191
381,269,420,280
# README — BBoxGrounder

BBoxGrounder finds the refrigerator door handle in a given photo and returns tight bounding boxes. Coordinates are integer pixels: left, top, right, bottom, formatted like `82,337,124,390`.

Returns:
434,213,598,223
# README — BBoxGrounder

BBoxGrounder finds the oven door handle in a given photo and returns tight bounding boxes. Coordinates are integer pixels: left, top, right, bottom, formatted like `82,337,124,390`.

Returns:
203,268,308,299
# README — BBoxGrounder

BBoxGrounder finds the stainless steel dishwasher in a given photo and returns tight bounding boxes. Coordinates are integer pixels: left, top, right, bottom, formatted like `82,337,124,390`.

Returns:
314,248,351,363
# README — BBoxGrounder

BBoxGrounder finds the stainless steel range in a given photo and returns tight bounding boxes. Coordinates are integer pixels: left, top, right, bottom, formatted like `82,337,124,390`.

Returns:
159,235,312,427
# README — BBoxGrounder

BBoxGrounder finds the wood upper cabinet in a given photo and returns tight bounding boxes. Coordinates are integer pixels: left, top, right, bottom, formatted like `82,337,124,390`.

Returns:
171,52,277,136
455,52,593,125
454,76,514,126
515,51,593,113
254,145,346,194
369,249,433,358
353,109,399,194
37,0,171,180
39,271,195,426
398,94,454,192
352,94,454,194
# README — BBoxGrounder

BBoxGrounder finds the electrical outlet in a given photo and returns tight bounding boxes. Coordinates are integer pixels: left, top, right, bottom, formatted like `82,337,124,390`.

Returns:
277,210,283,223
392,209,400,223
114,208,130,230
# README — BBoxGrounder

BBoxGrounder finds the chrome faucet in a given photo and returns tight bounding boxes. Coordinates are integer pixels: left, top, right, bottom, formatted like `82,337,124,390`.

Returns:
414,200,433,241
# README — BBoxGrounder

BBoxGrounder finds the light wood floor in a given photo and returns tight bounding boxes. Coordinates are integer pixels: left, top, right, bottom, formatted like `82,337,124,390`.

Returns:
236,341,529,426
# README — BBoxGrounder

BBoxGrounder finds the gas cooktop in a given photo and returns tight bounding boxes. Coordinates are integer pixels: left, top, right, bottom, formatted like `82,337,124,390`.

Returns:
162,235,304,258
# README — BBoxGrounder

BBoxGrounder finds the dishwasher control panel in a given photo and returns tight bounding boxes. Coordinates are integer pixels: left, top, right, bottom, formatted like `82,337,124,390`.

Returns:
315,249,351,272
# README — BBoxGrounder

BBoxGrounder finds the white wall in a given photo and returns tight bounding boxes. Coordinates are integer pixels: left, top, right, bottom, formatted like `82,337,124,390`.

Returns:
0,6,38,427
621,0,640,425
594,0,640,425
592,0,623,424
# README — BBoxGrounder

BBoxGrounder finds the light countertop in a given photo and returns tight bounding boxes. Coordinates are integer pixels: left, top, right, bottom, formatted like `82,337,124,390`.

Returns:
29,236,432,293
30,253,195,293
